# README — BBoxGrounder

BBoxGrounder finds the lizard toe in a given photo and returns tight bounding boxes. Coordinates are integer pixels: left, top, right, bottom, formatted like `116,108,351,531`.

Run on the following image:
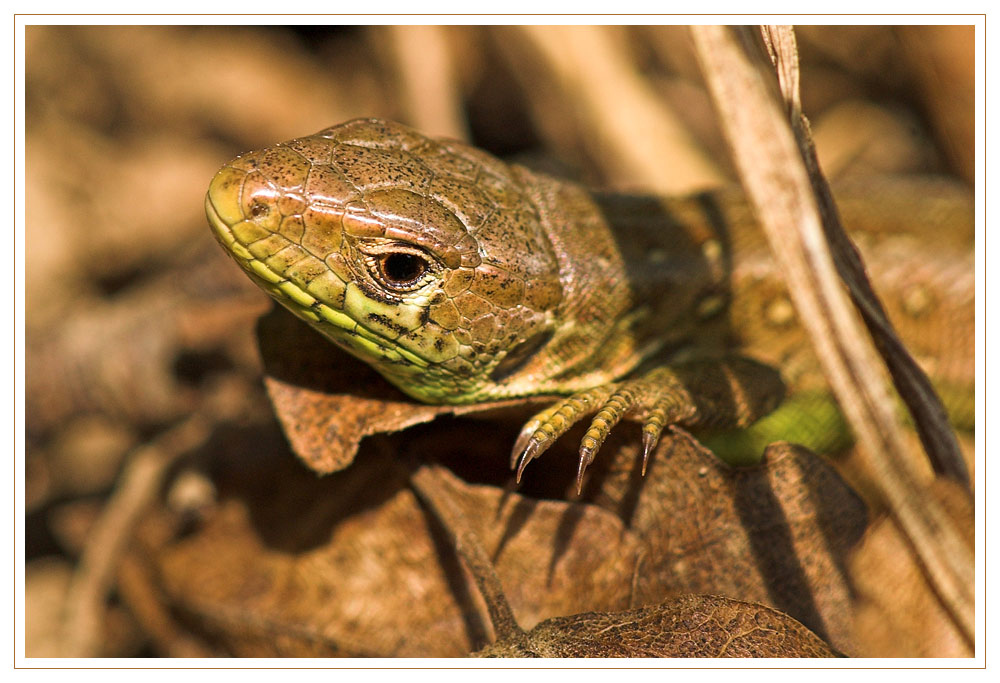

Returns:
640,403,671,475
575,389,636,492
511,386,613,482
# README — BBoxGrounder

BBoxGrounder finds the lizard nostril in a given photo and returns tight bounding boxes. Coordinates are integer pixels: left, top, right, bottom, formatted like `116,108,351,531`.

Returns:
249,201,269,219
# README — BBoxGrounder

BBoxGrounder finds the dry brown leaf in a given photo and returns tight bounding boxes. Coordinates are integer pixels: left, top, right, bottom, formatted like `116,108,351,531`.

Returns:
412,463,839,658
135,442,646,657
477,594,839,658
129,380,866,657
259,306,548,473
587,433,866,654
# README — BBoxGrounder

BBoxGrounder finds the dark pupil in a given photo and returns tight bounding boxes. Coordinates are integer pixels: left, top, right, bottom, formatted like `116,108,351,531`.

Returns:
380,253,426,285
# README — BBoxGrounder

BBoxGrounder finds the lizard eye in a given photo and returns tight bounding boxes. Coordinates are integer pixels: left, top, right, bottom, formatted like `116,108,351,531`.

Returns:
380,253,427,285
366,249,434,292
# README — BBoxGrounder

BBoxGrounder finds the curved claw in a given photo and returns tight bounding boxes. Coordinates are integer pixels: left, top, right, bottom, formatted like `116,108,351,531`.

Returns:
574,433,606,494
509,389,606,484
575,446,596,494
641,431,658,476
641,404,669,476
508,359,779,487
510,420,542,469
515,438,545,483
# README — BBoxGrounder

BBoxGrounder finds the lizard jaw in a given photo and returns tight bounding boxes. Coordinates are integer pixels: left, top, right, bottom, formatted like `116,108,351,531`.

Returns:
205,191,434,371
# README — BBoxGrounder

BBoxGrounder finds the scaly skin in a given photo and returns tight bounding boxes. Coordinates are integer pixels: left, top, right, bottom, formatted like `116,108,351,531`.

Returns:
206,118,974,482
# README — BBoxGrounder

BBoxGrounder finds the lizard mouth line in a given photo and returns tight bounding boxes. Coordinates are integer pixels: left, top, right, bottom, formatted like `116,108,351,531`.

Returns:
205,194,433,370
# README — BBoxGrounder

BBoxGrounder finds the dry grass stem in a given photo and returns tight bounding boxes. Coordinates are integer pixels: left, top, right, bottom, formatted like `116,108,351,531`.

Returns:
690,24,973,647
762,26,968,488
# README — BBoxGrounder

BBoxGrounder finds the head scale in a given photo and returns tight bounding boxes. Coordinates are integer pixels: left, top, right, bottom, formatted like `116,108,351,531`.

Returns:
206,118,564,402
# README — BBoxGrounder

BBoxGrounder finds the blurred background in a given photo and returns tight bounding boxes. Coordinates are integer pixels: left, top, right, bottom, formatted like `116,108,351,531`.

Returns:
23,24,974,657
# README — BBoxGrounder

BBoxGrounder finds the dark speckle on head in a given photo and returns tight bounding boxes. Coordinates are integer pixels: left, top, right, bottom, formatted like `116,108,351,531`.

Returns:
367,313,408,336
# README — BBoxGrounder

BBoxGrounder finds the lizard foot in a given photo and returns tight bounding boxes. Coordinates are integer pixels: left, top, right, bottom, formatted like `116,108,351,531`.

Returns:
510,357,785,493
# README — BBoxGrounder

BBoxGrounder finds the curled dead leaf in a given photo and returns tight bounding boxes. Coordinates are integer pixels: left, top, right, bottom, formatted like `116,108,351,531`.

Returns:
259,306,548,473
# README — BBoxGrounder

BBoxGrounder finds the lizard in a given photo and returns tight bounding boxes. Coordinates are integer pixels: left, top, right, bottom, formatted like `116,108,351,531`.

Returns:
205,117,974,487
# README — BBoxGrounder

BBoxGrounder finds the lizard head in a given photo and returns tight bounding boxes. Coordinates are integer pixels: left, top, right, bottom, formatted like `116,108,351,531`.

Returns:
205,118,564,403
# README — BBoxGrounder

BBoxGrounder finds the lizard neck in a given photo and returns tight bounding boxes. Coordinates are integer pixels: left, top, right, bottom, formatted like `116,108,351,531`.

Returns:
506,166,733,394
512,166,641,392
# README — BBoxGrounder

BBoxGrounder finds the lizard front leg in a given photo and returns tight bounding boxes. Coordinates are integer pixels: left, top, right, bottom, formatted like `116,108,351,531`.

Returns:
511,356,785,491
